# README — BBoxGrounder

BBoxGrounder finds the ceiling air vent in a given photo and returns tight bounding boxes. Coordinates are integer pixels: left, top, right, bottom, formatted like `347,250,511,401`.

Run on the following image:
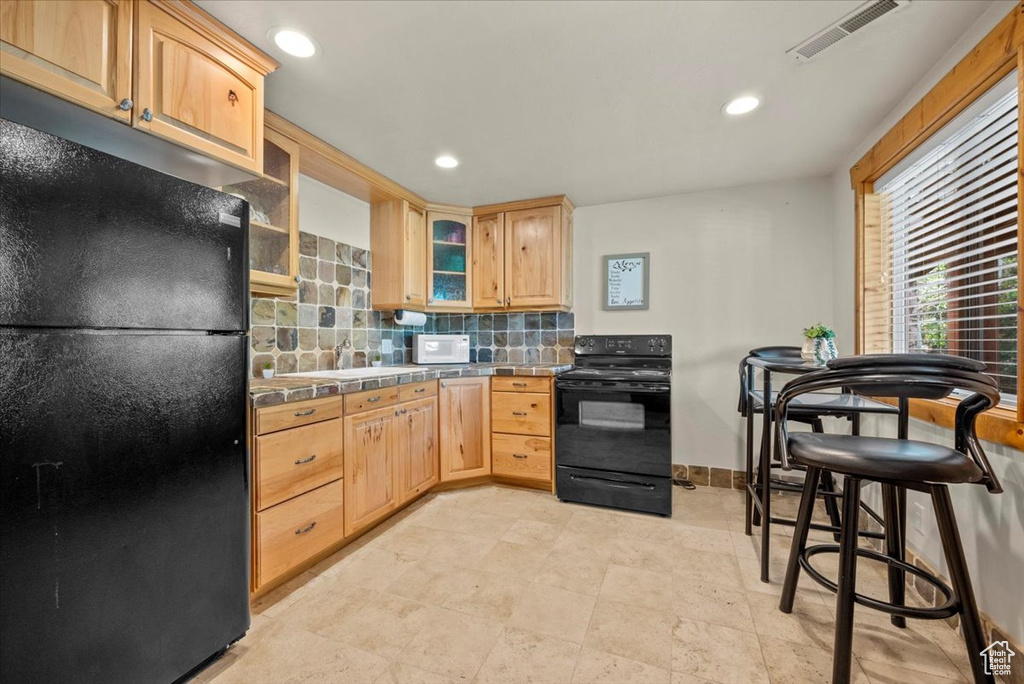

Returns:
787,0,909,62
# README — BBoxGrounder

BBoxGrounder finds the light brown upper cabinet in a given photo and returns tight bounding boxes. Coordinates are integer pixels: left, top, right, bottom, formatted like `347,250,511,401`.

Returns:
0,1,277,175
371,195,573,313
439,378,491,482
472,213,505,309
222,124,300,296
370,199,428,310
426,208,473,310
134,1,275,175
0,0,133,121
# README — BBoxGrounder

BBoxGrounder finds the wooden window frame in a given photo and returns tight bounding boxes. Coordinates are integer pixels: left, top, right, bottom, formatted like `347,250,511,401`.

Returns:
850,3,1023,449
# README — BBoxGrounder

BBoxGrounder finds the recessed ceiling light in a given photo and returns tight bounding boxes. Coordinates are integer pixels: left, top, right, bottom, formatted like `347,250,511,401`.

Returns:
271,29,316,58
723,95,760,116
435,155,459,169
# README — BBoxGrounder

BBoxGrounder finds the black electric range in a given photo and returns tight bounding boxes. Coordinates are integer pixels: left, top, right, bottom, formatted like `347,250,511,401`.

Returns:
555,335,672,516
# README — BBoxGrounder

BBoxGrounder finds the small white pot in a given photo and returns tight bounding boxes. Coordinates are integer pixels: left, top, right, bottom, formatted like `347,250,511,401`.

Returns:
261,369,275,379
802,337,838,365
371,360,383,368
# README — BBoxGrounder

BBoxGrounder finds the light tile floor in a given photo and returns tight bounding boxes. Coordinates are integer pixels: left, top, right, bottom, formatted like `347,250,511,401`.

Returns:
192,485,976,684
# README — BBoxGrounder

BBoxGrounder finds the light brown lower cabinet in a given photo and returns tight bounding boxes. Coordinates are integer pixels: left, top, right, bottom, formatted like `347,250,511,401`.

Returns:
396,397,439,504
343,404,398,536
439,377,492,481
256,479,345,588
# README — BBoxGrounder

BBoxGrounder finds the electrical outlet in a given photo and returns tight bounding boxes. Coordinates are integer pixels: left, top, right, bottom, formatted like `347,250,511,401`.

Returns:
381,339,394,354
913,502,926,535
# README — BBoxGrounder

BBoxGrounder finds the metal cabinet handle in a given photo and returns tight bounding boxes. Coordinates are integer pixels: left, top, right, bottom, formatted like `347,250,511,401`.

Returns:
295,275,301,283
117,98,133,111
496,298,502,304
294,454,317,465
512,453,528,459
141,108,153,122
367,396,382,403
406,294,412,300
295,521,317,535
401,408,408,414
505,297,510,306
512,411,528,416
294,408,317,417
428,297,434,304
414,387,426,393
441,381,447,388
512,382,527,387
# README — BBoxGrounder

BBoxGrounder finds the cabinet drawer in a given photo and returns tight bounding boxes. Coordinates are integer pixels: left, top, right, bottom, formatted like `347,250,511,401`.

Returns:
492,434,551,481
345,386,400,414
492,392,550,436
399,380,437,403
255,397,343,435
256,419,344,510
491,376,549,393
257,480,345,587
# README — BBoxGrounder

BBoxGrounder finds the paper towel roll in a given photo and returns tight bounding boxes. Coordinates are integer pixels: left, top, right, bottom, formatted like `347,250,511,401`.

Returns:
394,309,427,327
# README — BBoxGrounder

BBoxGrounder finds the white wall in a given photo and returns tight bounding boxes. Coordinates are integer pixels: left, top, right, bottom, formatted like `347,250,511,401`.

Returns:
298,174,370,249
573,177,834,471
829,0,1023,643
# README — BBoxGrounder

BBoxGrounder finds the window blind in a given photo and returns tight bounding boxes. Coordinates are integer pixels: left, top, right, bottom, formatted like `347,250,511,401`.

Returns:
871,72,1019,404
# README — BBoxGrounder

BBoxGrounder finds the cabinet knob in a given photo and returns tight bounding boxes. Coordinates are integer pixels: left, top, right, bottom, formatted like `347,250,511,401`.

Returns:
117,98,133,111
141,108,153,122
228,89,238,106
496,298,502,304
295,275,301,283
441,381,447,388
406,295,412,300
428,297,434,304
505,297,511,306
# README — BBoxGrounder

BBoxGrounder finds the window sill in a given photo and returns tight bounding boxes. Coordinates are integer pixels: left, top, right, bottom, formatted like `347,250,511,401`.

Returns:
876,397,1023,450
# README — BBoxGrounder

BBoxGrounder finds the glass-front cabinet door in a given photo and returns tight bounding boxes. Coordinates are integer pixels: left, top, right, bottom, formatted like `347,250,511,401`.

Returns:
426,210,472,309
222,127,300,296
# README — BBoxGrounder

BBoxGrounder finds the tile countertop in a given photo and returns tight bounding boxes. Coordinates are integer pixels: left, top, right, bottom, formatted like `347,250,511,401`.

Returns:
249,363,573,407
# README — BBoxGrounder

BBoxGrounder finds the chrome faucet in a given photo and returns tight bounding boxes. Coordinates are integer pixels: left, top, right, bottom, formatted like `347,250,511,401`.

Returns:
335,338,352,369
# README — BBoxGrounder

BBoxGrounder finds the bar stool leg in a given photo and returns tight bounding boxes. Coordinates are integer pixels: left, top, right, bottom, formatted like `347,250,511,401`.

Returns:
881,483,907,629
931,485,994,684
833,477,862,684
779,465,821,613
758,371,773,582
745,400,754,535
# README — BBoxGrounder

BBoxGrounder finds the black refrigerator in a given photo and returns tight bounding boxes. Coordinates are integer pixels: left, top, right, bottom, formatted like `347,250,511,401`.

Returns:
0,118,251,683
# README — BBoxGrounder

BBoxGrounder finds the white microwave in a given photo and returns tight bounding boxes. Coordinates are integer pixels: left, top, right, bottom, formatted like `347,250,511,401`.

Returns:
413,334,470,364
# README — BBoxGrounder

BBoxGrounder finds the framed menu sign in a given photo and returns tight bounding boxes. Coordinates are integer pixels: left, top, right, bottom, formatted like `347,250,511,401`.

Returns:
603,252,649,310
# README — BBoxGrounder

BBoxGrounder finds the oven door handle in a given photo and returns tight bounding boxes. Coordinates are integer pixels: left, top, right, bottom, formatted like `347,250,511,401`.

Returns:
556,380,670,393
568,473,657,490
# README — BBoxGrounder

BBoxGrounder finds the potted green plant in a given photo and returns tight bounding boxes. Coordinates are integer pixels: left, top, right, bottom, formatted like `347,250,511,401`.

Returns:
802,323,838,365
371,351,383,368
260,360,275,379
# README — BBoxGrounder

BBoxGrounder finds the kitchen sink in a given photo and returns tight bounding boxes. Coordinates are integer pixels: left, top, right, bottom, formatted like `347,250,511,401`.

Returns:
283,367,421,380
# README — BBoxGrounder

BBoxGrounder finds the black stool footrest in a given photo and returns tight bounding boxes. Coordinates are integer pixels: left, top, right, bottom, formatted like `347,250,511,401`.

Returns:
800,544,958,620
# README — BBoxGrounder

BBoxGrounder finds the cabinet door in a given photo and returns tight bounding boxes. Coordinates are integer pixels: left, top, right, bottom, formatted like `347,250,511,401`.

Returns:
0,0,133,121
404,204,428,307
439,377,491,481
343,405,397,536
222,126,300,296
472,213,505,309
427,210,472,309
396,397,439,504
505,206,562,308
134,1,263,174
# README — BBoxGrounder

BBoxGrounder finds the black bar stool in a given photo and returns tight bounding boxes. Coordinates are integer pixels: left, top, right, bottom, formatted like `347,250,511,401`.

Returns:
775,354,1002,684
739,347,899,582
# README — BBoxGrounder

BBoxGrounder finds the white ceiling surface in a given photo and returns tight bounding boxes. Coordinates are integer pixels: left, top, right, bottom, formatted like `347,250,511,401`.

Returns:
198,1,992,207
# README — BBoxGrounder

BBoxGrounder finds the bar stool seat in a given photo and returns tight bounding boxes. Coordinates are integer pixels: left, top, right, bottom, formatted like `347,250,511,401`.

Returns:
788,433,985,484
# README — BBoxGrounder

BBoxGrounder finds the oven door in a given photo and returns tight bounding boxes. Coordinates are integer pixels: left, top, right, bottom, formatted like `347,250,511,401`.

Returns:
554,379,671,477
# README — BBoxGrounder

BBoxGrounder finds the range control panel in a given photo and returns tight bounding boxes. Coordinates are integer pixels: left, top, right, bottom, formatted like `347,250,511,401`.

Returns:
574,335,672,356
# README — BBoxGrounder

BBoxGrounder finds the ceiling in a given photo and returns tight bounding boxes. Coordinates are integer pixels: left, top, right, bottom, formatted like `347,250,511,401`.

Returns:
198,0,992,207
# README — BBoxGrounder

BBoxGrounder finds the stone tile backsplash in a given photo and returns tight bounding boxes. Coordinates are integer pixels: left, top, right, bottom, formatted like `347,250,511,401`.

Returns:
248,230,574,377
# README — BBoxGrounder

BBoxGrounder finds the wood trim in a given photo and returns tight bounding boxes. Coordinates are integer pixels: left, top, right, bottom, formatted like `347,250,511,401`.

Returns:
850,3,1024,187
264,110,429,207
851,2,1024,445
874,397,1023,450
149,0,278,75
473,194,575,215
